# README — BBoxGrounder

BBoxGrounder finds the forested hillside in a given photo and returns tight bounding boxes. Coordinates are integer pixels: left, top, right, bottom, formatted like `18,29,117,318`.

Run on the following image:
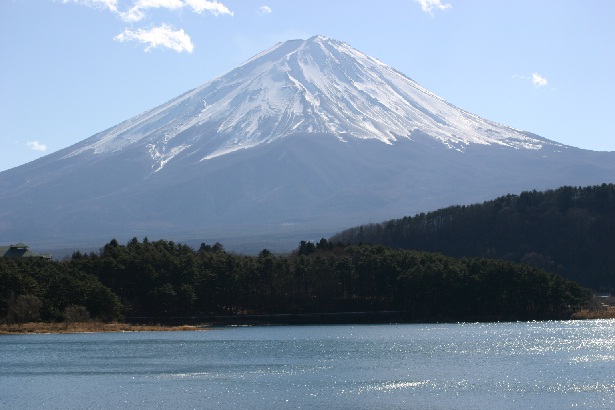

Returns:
2,238,589,324
331,184,615,291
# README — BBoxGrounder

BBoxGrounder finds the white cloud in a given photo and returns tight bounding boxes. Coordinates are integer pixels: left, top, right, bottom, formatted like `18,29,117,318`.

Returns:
61,0,233,22
121,0,190,22
257,5,272,15
184,0,233,16
61,0,119,13
513,73,550,89
121,0,185,22
27,141,47,152
532,73,548,88
119,9,145,22
415,0,452,14
60,0,232,51
135,0,184,7
114,24,194,53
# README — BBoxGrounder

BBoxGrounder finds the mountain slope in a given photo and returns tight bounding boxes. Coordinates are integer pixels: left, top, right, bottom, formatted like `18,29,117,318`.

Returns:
56,35,557,169
1,35,614,251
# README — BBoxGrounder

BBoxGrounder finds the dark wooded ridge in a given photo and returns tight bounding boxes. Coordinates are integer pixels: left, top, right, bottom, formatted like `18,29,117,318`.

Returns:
332,184,615,292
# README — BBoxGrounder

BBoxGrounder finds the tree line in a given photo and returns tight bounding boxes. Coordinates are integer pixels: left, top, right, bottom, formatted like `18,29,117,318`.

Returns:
2,237,590,324
331,184,615,292
0,256,121,324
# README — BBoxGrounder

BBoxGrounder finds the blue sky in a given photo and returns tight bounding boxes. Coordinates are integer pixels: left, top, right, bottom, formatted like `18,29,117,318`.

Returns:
1,0,613,172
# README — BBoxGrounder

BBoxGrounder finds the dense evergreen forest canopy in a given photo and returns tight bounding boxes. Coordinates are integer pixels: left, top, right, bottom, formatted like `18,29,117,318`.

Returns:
1,238,589,324
331,184,615,292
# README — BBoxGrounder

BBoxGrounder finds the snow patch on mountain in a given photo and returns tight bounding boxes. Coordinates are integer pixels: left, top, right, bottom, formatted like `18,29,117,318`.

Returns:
62,35,561,171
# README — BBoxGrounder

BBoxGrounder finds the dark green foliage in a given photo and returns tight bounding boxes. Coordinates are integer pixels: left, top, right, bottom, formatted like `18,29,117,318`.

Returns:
331,184,615,291
0,257,122,322
64,305,90,323
6,294,43,324
2,237,590,323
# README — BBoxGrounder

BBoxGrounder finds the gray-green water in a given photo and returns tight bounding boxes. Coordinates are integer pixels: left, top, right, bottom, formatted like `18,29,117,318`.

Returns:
1,320,614,409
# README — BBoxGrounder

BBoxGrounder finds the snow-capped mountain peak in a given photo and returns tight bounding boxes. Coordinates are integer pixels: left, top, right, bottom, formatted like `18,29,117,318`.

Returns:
63,35,557,172
3,35,614,252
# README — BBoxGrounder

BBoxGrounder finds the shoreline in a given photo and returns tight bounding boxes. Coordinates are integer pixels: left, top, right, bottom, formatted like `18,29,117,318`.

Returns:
0,321,211,335
2,309,615,335
571,308,615,320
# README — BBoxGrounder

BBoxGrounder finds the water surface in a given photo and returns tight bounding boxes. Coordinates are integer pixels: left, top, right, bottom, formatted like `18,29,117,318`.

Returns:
1,320,614,409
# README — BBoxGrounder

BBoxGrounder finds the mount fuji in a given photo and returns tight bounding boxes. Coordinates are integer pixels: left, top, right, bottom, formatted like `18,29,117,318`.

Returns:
2,35,614,251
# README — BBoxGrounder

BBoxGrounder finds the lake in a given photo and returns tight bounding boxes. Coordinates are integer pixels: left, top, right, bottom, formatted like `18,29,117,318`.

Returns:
1,320,614,409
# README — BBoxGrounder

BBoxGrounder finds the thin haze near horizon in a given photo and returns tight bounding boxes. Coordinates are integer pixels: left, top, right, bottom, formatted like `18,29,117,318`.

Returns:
1,0,613,172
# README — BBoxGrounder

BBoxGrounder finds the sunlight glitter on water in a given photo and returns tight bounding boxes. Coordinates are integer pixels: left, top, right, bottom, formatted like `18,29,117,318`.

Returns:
2,321,615,409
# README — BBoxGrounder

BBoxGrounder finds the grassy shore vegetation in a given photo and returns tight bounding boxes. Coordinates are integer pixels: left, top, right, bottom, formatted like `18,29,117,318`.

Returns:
571,309,615,320
0,322,207,335
571,296,615,319
1,238,595,330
